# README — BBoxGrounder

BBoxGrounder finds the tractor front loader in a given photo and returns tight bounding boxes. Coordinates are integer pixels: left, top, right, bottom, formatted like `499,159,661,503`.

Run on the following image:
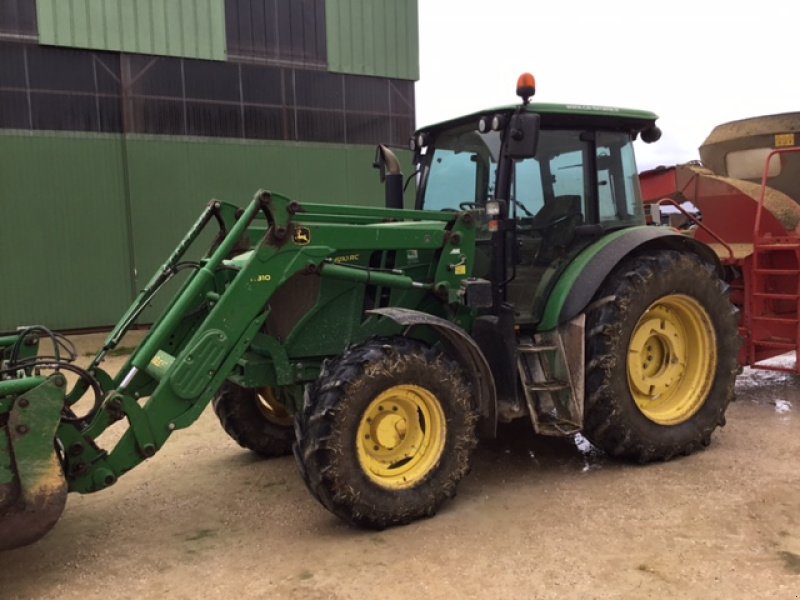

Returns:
0,74,740,551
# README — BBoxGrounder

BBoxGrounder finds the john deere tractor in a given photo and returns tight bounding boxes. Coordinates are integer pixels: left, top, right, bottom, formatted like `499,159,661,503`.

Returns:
0,75,739,550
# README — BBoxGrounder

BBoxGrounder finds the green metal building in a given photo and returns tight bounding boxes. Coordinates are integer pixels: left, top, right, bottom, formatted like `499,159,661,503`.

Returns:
0,0,419,330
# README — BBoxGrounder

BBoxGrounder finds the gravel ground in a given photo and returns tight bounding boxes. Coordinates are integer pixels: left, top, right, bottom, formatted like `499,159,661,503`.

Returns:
2,333,799,599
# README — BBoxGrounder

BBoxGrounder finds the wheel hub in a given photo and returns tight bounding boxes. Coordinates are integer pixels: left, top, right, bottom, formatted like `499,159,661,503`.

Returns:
356,384,446,490
372,413,407,450
627,295,717,426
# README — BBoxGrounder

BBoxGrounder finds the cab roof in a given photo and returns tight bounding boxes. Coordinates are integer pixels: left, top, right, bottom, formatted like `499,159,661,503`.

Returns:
417,102,659,136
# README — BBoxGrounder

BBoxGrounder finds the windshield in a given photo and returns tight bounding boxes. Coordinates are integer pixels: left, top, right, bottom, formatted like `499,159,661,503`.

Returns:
420,124,501,211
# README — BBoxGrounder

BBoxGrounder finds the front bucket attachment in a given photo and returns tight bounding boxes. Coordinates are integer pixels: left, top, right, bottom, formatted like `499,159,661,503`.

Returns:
0,374,68,551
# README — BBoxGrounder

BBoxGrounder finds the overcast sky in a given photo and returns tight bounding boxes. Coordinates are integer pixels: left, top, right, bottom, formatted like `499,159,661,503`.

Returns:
416,0,799,170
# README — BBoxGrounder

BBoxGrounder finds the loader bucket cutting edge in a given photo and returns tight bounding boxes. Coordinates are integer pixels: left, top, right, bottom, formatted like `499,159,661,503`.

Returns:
0,375,69,552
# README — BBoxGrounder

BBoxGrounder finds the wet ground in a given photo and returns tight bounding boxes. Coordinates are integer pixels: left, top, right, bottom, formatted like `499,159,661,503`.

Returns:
2,334,800,599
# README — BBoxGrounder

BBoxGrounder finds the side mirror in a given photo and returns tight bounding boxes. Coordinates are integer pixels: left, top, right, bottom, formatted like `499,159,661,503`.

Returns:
505,112,540,159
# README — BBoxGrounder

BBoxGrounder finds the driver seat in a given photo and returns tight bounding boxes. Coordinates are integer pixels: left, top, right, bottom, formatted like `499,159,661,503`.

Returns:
532,195,582,265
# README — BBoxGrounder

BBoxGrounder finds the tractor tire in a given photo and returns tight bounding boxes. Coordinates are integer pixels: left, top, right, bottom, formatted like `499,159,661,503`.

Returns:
583,250,739,463
294,336,478,529
212,383,295,458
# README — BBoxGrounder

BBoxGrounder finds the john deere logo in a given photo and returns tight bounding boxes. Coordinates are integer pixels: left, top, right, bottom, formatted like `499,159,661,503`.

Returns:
293,226,311,245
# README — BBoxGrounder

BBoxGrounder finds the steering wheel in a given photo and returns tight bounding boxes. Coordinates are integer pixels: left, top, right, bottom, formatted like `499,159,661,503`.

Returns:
459,202,478,210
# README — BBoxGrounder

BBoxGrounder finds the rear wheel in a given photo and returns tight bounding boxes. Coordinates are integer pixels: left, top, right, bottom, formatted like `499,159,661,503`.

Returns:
212,383,295,458
583,250,739,462
294,337,478,529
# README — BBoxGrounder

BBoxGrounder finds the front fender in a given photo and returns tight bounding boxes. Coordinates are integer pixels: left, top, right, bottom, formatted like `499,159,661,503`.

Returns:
367,307,497,438
538,226,722,331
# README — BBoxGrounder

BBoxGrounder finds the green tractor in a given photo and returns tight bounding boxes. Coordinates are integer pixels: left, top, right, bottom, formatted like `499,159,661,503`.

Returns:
0,75,740,550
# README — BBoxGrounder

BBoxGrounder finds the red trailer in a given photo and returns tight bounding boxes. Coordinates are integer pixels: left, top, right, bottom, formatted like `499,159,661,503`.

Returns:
640,146,800,372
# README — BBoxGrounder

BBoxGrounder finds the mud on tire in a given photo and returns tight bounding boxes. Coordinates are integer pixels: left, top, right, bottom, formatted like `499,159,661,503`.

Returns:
293,336,478,529
212,383,295,458
583,250,740,462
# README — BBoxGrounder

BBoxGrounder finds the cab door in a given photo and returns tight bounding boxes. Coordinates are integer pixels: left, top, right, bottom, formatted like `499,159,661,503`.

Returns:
505,130,591,323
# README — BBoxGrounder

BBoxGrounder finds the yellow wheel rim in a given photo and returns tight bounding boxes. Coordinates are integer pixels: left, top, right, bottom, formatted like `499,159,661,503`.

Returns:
356,384,446,490
255,387,293,427
627,294,717,426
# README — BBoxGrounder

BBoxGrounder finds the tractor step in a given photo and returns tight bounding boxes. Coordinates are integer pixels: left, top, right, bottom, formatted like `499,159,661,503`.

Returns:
524,381,570,392
516,318,585,438
518,345,558,354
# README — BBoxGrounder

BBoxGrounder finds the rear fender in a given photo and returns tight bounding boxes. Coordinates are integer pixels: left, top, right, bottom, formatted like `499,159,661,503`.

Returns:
538,227,722,331
367,307,497,438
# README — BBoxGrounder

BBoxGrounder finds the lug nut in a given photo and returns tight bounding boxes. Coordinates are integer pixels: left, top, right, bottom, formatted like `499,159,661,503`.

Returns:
16,424,29,435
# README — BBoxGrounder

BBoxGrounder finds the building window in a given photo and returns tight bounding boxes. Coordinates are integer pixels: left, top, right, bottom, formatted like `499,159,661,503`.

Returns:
226,0,327,66
0,0,37,40
0,42,122,132
0,40,414,146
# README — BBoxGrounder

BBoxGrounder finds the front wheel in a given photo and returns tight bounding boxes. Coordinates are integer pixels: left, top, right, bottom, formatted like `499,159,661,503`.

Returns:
212,383,296,458
294,337,478,529
583,250,740,462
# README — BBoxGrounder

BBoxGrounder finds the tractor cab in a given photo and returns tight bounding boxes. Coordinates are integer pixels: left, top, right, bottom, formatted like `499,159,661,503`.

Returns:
412,75,661,323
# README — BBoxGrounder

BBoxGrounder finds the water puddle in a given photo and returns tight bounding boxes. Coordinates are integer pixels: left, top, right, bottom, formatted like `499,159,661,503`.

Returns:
735,354,800,411
573,433,604,472
774,399,792,415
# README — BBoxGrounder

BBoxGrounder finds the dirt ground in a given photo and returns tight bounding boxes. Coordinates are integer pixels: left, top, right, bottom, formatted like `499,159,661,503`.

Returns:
2,332,800,599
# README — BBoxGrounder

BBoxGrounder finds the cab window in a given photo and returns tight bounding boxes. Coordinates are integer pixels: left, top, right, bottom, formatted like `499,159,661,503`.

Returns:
421,125,501,211
596,132,643,225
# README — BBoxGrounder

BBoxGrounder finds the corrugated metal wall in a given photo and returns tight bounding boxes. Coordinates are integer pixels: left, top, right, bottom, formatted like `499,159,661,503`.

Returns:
0,132,134,329
35,0,227,60
326,0,418,80
125,136,411,321
0,131,413,330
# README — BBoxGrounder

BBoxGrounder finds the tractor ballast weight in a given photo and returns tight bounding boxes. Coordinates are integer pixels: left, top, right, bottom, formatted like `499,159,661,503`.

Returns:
0,76,740,549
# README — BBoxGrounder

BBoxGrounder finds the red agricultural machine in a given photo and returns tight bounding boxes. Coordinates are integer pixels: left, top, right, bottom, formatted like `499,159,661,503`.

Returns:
640,113,800,372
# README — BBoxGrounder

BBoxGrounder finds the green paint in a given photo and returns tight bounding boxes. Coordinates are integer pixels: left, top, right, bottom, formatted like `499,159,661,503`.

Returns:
0,377,47,397
538,228,646,331
0,132,133,331
0,429,14,486
36,0,226,60
326,0,419,80
0,131,414,330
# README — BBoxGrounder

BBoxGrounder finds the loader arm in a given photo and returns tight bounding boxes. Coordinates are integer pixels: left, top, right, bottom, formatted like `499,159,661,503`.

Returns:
60,192,476,494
